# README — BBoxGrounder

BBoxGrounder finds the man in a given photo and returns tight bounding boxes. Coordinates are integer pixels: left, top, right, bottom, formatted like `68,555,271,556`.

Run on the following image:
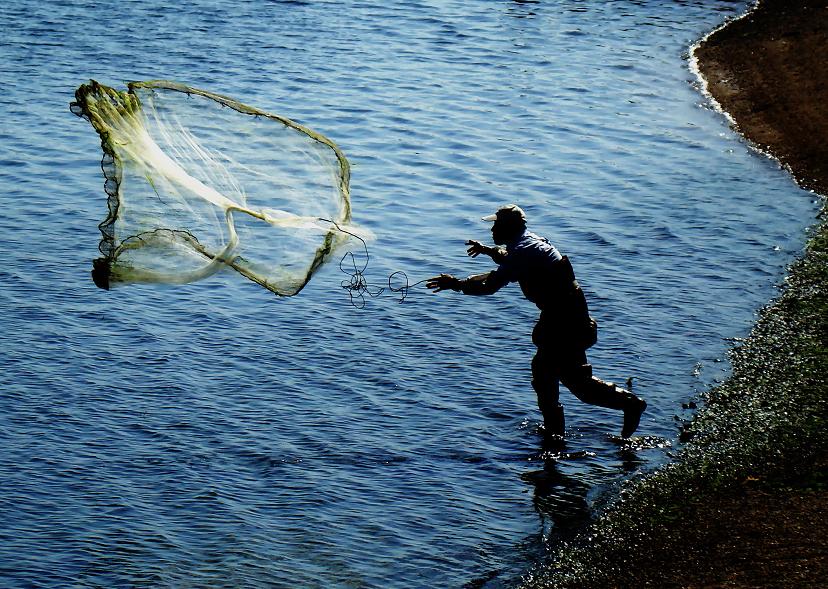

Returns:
426,204,646,439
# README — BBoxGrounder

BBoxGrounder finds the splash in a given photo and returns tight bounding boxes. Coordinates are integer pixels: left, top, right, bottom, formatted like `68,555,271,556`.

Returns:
71,80,363,296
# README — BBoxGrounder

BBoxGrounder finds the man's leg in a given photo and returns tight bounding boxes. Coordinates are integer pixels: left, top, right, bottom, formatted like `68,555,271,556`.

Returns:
532,350,565,436
558,350,647,437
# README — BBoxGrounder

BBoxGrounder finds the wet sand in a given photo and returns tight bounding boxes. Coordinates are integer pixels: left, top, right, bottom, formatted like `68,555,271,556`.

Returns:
524,1,828,587
694,0,828,194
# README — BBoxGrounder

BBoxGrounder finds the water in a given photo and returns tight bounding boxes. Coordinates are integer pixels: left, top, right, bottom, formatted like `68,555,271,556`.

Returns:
0,1,819,587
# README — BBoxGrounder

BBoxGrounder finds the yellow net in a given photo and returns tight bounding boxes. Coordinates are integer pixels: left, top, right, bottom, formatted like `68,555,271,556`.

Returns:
71,80,359,296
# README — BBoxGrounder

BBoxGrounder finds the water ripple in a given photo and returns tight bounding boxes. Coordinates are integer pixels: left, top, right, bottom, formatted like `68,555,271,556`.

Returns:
0,0,816,587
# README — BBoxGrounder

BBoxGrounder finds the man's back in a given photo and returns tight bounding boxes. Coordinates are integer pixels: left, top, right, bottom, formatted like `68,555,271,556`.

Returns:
495,231,584,314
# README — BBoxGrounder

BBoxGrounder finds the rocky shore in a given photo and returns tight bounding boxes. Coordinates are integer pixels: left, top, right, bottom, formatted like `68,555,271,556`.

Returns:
523,1,828,587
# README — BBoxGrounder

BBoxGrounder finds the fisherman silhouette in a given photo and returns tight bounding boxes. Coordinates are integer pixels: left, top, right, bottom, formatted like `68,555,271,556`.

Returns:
427,204,646,439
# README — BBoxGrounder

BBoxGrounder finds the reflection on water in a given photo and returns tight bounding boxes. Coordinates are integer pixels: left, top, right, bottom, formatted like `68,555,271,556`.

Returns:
0,0,819,587
523,457,593,534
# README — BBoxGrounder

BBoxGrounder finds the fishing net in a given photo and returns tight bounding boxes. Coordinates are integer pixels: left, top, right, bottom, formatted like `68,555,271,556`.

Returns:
70,80,359,296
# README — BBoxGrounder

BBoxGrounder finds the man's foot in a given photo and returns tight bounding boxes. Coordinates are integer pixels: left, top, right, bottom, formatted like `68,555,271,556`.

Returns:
621,397,647,438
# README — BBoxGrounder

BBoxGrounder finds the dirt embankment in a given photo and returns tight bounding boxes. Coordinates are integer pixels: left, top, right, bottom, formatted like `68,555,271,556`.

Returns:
694,0,828,194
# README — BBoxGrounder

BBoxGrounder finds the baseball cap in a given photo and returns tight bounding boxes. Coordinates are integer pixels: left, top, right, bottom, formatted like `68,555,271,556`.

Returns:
482,204,527,224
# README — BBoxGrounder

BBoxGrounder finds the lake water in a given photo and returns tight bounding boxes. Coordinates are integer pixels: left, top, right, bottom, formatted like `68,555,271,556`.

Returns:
0,1,820,587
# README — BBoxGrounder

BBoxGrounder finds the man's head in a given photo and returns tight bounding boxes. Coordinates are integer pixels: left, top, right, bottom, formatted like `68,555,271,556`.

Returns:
483,204,527,245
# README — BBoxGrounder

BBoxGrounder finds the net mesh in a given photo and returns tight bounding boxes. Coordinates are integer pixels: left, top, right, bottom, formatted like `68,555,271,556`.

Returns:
71,80,357,296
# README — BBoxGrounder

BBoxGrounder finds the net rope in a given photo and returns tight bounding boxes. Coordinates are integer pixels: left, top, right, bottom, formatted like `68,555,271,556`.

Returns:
321,219,427,308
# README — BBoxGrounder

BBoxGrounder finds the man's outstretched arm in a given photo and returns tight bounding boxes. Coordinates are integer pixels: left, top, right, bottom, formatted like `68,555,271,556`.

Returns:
426,271,507,296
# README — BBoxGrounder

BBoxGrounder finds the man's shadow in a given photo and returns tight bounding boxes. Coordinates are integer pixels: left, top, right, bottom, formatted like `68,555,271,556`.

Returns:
521,436,644,539
520,444,593,536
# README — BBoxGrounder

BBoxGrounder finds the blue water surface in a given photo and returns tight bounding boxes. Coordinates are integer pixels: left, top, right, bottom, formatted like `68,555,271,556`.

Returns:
0,1,820,587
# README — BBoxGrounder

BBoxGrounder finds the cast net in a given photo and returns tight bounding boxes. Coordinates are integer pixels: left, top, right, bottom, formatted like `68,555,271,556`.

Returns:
71,80,358,296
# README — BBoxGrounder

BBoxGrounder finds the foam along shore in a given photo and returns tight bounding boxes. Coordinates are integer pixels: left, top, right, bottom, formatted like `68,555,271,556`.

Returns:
522,1,828,587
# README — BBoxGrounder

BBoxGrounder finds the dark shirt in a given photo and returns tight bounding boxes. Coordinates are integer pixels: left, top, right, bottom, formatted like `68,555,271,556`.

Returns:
461,229,586,315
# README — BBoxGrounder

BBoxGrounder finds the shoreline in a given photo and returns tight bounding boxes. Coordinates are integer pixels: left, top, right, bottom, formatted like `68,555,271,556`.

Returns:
524,1,828,587
693,0,828,194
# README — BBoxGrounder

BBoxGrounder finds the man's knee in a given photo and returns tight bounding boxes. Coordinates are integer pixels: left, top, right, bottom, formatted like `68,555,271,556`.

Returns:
532,351,560,400
560,363,614,405
562,370,629,409
559,362,593,389
532,352,556,386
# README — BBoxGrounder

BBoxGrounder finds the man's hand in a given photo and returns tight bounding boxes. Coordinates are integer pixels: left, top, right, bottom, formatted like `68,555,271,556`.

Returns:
426,274,461,292
466,240,491,258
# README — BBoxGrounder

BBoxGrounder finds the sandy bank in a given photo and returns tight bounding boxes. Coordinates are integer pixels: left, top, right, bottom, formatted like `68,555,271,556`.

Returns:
694,0,828,194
